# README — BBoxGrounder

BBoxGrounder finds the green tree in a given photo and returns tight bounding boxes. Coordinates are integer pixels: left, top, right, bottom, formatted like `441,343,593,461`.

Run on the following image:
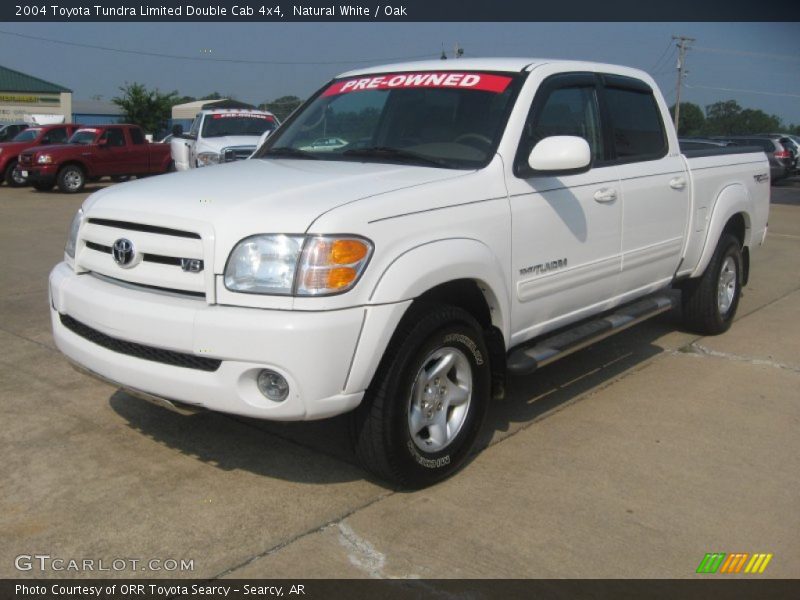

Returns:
259,95,304,121
737,108,782,134
703,100,785,136
703,100,743,136
113,82,178,135
669,102,705,136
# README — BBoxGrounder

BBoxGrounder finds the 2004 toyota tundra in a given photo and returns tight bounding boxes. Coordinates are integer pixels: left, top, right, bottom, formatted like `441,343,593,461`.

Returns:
50,59,769,487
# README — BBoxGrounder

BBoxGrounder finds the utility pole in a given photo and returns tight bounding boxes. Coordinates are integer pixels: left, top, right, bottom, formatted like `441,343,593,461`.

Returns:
672,35,695,134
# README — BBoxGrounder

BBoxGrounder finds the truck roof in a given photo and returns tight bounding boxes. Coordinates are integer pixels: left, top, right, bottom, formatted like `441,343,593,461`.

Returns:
338,58,650,82
195,108,276,116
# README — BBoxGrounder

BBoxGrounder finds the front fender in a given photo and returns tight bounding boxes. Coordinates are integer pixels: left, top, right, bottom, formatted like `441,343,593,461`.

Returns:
343,238,510,395
690,183,751,279
368,237,511,339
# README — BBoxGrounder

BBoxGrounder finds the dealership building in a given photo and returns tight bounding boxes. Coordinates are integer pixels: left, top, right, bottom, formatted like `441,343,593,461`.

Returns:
0,64,72,123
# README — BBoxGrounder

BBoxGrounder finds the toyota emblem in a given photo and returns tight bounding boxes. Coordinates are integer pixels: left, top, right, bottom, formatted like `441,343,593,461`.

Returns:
112,238,136,268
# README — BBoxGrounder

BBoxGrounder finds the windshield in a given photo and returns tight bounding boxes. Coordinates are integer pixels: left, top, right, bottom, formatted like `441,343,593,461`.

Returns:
201,114,276,138
69,129,100,145
257,71,521,169
12,128,42,142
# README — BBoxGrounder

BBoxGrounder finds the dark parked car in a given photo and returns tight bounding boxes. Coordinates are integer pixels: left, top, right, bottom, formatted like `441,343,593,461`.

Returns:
0,122,28,143
717,136,796,183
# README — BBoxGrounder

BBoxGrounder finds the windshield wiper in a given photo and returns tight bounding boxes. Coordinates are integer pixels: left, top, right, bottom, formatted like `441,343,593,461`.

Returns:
263,146,320,159
340,146,449,168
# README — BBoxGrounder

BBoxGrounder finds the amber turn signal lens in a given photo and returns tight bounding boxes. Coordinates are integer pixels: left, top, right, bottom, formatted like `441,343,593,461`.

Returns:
327,267,357,288
303,267,357,290
330,239,369,265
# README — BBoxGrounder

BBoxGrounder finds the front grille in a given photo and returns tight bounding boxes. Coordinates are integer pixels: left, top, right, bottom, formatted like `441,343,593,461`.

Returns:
61,314,221,372
222,146,256,162
78,219,206,296
87,218,201,239
85,241,197,268
19,154,32,165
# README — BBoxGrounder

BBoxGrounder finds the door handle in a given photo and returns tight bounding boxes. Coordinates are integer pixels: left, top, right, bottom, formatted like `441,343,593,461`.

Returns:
593,188,618,203
669,177,687,190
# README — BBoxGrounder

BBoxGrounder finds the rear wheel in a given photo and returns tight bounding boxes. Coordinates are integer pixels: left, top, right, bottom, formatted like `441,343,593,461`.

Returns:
57,165,85,193
4,161,26,187
352,304,490,488
681,233,743,335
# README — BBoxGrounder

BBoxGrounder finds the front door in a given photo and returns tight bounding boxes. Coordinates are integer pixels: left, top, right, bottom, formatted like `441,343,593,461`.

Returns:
506,73,622,345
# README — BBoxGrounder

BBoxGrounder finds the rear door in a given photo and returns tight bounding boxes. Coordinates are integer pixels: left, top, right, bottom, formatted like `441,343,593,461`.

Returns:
506,72,622,339
127,127,150,173
93,127,132,175
600,75,689,294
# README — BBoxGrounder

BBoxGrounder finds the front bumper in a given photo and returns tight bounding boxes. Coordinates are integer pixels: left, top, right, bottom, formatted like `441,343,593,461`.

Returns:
25,164,57,185
49,262,375,420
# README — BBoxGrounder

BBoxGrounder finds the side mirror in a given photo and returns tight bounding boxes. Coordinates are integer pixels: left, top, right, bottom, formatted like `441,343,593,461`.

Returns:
528,136,591,174
98,138,109,147
172,124,184,136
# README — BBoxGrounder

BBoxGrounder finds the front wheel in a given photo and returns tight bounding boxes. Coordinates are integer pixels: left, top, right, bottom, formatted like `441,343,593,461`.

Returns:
352,304,490,488
681,233,743,335
57,165,85,193
4,161,26,187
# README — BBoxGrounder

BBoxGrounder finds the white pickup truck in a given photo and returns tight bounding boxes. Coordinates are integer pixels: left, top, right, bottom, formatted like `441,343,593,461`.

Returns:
51,59,769,487
170,108,278,170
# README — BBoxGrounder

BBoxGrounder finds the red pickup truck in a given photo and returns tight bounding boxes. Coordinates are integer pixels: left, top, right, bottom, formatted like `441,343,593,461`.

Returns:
19,124,173,193
0,123,80,187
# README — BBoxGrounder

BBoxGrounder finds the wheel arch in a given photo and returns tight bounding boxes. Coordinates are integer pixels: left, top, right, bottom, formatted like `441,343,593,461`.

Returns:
348,239,511,400
690,184,752,280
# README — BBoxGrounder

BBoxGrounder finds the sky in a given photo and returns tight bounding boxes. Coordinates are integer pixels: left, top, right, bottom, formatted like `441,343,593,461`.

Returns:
1,22,799,125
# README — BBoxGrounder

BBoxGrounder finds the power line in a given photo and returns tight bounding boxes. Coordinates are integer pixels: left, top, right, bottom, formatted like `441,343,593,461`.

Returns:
693,46,800,63
650,40,676,72
0,29,437,66
685,83,800,99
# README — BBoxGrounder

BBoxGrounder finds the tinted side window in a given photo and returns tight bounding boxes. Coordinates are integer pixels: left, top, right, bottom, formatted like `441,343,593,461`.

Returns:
47,128,68,143
605,87,667,162
129,128,145,145
521,85,604,164
102,128,126,147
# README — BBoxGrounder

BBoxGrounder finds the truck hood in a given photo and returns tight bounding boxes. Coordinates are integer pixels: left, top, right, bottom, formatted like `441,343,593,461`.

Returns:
19,143,86,158
84,158,468,270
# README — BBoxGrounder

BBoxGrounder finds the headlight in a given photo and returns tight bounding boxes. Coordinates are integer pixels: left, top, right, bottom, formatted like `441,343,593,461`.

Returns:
196,152,220,167
37,154,53,164
224,235,304,295
65,208,83,259
224,235,373,296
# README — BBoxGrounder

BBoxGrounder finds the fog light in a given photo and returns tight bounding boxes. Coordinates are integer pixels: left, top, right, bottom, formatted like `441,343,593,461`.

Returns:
257,369,289,402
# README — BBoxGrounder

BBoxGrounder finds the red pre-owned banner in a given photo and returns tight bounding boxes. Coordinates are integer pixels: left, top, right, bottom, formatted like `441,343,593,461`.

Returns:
322,72,513,96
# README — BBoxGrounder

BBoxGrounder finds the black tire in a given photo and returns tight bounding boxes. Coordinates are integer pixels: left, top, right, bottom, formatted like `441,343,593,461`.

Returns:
352,304,491,488
681,233,743,335
57,165,85,193
32,181,55,192
4,161,26,187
